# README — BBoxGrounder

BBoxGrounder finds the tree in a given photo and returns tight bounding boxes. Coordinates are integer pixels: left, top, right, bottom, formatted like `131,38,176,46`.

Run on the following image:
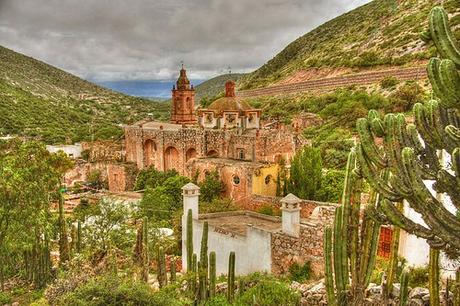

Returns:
287,146,322,200
199,170,224,203
139,174,190,222
0,139,72,288
82,198,134,254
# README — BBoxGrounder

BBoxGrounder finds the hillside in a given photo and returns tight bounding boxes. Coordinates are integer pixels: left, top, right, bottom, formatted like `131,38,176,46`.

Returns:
0,45,170,144
195,73,246,102
239,0,460,90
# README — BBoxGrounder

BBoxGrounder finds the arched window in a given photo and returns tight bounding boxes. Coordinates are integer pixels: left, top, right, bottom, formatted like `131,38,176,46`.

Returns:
238,149,245,160
232,175,240,185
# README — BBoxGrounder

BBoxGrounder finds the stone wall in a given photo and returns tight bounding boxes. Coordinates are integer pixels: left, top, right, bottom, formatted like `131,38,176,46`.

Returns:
244,195,337,218
81,141,123,162
124,123,303,176
270,207,335,277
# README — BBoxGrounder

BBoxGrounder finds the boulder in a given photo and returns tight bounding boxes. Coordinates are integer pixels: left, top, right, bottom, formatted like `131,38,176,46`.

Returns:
409,287,429,299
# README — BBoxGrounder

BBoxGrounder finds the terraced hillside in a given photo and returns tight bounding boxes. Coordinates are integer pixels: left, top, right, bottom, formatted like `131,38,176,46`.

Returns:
0,46,169,144
239,0,459,90
237,66,427,97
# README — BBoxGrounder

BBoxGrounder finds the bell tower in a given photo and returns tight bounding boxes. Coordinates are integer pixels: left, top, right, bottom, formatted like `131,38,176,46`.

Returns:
171,65,196,125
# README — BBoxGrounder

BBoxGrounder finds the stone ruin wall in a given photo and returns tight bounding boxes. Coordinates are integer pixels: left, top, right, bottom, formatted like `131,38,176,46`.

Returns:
270,205,336,277
244,195,337,218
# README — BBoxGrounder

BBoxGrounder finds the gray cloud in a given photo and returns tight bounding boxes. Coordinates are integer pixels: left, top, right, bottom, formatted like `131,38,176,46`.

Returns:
0,0,370,81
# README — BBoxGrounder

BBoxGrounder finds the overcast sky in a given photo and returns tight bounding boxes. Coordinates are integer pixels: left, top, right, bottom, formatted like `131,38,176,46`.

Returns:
0,0,369,81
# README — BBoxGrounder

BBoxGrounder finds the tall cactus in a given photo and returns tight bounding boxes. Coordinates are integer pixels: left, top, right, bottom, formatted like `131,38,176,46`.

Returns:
227,251,236,302
199,222,209,301
209,251,217,299
191,253,197,295
399,270,409,306
170,257,176,283
354,5,460,259
186,209,193,272
142,218,149,282
58,190,70,265
454,268,460,306
387,203,403,295
76,220,82,254
157,246,167,288
324,151,381,305
429,248,440,306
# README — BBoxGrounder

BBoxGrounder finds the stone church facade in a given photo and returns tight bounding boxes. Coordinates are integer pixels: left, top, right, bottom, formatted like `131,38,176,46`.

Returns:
124,67,306,202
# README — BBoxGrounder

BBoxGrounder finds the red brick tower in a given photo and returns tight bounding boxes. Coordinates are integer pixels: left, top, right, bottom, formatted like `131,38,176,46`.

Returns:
171,65,196,125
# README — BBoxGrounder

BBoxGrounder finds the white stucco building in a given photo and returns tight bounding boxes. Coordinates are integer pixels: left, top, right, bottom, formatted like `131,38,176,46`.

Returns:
181,183,336,276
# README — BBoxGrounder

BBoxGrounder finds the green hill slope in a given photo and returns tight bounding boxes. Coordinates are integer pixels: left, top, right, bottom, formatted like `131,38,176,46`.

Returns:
195,73,246,102
0,46,170,144
239,0,460,90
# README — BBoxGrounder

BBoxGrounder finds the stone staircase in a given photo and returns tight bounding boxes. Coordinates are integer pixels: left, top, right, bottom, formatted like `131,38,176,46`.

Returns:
236,66,427,98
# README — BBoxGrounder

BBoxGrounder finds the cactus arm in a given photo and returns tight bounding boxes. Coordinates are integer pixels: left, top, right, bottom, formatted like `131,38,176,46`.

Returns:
209,251,216,298
429,248,441,306
401,148,460,235
429,6,460,67
333,206,345,296
387,202,402,294
379,199,438,241
186,209,193,272
227,252,235,302
324,226,337,306
363,215,381,288
446,125,460,143
170,257,176,283
399,270,409,306
357,118,387,168
357,145,402,202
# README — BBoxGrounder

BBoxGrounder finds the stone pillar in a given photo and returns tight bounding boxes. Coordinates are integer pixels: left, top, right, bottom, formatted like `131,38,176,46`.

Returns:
280,193,301,237
182,182,200,220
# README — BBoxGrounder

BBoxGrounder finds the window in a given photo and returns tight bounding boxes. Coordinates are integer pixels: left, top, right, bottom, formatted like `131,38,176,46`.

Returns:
232,175,240,185
238,149,245,160
265,175,272,185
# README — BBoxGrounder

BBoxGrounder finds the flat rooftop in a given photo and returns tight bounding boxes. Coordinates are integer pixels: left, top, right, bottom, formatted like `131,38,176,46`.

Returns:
199,211,281,236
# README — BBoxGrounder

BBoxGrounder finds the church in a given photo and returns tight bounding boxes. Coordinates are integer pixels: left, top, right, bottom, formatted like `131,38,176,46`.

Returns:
124,66,306,204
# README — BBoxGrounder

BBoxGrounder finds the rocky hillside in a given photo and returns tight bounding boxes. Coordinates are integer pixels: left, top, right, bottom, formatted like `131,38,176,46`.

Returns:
239,0,460,90
0,46,169,144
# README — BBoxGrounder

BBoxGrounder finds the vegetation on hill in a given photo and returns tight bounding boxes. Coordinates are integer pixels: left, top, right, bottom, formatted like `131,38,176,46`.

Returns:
195,73,245,104
248,80,427,169
239,0,459,89
0,46,170,144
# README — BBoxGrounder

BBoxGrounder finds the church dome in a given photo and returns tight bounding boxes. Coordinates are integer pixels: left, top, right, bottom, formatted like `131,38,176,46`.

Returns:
206,79,253,114
207,96,253,114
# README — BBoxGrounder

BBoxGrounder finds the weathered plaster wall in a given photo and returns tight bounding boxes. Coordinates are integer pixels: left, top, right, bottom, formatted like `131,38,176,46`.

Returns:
251,164,279,197
190,220,272,275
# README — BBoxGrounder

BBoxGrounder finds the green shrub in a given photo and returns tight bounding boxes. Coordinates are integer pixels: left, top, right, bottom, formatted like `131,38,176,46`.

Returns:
386,81,425,113
206,295,232,306
407,265,429,288
315,169,345,203
0,292,12,305
234,280,301,306
257,205,277,216
288,261,312,283
58,274,185,306
199,170,225,203
380,76,399,89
